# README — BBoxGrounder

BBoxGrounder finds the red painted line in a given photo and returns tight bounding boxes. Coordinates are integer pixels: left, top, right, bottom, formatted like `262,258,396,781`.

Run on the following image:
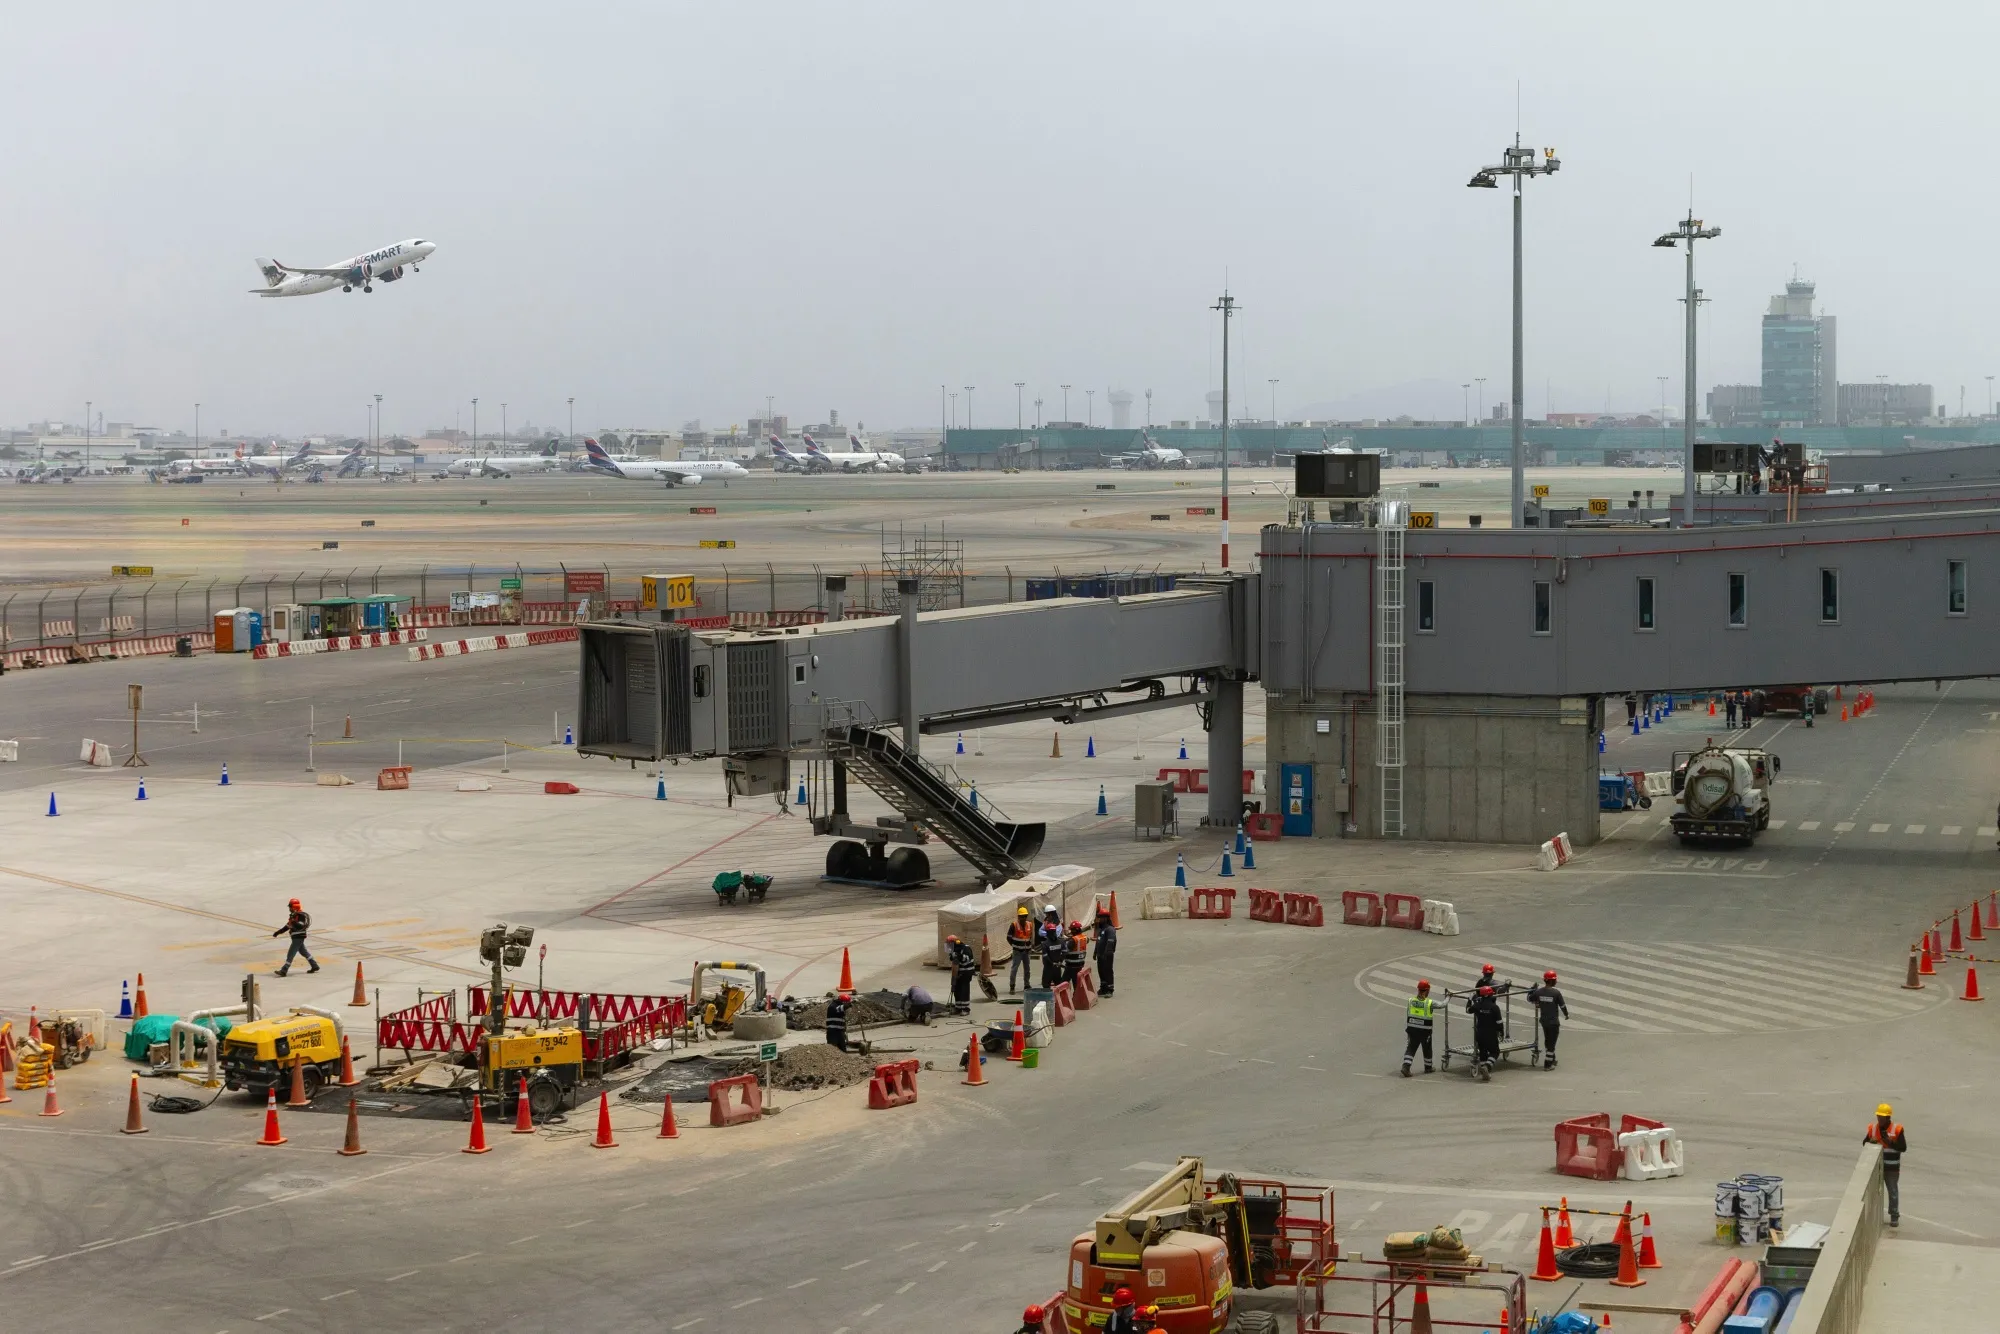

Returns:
582,812,780,917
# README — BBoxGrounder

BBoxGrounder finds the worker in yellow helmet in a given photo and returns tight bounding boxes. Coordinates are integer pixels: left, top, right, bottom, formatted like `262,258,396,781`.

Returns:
1865,1103,1907,1227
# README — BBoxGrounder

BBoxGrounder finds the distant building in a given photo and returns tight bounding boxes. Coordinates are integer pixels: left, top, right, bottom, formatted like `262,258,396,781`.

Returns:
1761,280,1837,426
1708,384,1762,427
1837,382,1935,427
1107,390,1134,429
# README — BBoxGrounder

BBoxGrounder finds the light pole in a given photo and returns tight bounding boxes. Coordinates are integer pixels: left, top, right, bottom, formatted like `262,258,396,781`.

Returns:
193,403,200,461
949,392,958,428
1461,383,1470,427
1013,382,1025,428
1468,135,1561,527
568,397,575,457
964,386,975,429
1269,378,1280,426
375,393,383,470
1212,290,1237,568
1061,385,1072,421
1145,388,1153,428
85,400,92,473
502,403,508,453
1877,374,1888,452
471,398,479,456
1085,388,1095,426
1034,397,1043,429
939,385,946,441
1652,212,1720,524
1987,375,1994,418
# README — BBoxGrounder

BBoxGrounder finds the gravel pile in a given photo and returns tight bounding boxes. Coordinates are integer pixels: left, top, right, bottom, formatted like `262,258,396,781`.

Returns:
726,1043,878,1091
786,989,906,1031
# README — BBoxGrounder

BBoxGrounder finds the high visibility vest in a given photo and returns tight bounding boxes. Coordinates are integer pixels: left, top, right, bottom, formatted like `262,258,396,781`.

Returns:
1406,996,1435,1028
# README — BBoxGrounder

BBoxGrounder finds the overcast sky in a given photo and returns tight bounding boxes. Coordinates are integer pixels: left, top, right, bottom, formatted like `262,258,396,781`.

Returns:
4,3,1993,438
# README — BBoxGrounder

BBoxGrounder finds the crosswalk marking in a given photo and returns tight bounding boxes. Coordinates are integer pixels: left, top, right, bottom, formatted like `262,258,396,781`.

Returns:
1943,826,1962,835
1767,819,1787,829
1906,825,1927,835
1835,822,1856,832
1798,821,1821,830
1358,940,1939,1036
1870,823,1891,833
1642,817,1993,839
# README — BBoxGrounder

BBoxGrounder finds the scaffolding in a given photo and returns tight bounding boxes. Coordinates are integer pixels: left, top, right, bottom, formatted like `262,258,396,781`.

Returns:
1375,501,1407,837
877,524,965,613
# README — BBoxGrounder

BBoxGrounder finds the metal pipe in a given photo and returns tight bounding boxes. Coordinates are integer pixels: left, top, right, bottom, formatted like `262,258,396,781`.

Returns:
691,961,768,1014
169,1003,249,1085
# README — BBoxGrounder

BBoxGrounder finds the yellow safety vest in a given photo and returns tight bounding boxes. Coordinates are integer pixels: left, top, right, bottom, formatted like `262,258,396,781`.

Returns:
1406,996,1435,1028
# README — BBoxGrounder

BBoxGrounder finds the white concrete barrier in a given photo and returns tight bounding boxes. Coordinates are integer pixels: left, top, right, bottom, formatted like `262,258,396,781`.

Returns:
79,738,113,767
1535,832,1574,871
1619,1126,1686,1180
1140,886,1186,920
0,740,17,762
1643,771,1672,798
1421,899,1460,934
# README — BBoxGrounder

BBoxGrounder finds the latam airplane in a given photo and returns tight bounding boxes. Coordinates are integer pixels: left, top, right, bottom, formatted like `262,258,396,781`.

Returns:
1105,431,1189,470
444,443,563,477
240,445,307,476
803,432,904,473
769,437,813,472
583,438,748,486
250,238,437,297
288,444,367,473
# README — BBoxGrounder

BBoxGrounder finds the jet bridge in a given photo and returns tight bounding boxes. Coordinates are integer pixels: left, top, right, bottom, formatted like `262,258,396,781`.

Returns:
575,578,1256,885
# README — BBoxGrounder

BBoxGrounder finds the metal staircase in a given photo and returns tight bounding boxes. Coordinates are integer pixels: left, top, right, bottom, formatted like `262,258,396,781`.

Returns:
831,725,1046,886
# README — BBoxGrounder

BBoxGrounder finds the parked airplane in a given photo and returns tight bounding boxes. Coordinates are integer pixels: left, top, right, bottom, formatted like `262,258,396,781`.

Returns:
250,238,437,297
803,432,904,473
287,444,367,473
1104,432,1189,470
164,456,244,477
582,438,748,486
239,444,308,476
440,443,563,477
769,437,816,472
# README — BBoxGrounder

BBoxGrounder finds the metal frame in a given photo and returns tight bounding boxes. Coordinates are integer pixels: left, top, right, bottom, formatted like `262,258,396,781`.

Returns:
1435,985,1537,1077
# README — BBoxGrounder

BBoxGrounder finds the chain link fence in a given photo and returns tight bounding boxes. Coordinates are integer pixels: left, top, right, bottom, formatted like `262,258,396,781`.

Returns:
0,563,1186,660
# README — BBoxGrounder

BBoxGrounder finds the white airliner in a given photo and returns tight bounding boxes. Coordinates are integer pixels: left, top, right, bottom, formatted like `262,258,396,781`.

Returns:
584,439,748,486
1105,432,1189,470
287,444,367,473
251,238,437,297
164,456,243,476
803,432,904,473
440,443,562,477
240,445,306,476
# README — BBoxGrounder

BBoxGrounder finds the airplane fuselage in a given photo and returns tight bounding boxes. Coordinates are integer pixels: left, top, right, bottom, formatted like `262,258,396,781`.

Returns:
252,238,437,297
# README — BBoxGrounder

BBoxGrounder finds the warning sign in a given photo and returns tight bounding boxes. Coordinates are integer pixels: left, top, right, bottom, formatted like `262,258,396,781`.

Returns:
1531,484,1549,498
110,565,154,577
564,570,606,594
688,506,718,515
1185,507,1217,516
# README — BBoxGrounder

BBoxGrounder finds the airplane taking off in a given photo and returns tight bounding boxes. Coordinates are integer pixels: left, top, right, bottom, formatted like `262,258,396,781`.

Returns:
802,432,904,473
1105,431,1189,470
251,238,437,296
583,439,748,486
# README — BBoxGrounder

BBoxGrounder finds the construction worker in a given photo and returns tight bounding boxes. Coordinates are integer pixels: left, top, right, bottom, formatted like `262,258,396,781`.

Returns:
1400,979,1435,1076
946,935,977,1010
1092,904,1118,997
1006,905,1036,994
1016,1304,1047,1334
902,984,934,1025
1037,907,1066,987
1106,1287,1140,1334
1468,985,1503,1076
1471,962,1506,996
1866,1104,1908,1227
1725,692,1739,727
1526,969,1569,1069
824,992,851,1051
1064,920,1088,985
271,897,319,976
1624,692,1638,723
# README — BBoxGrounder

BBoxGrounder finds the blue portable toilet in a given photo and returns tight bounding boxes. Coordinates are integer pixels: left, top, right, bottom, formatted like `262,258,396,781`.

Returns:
246,609,264,649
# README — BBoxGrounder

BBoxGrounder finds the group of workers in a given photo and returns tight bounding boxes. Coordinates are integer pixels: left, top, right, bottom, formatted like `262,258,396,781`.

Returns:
1016,1286,1156,1333
1004,902,1117,997
1401,963,1569,1077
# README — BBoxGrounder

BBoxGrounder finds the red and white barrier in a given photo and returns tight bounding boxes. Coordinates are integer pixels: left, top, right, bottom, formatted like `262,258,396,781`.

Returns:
4,632,213,670
79,738,114,767
1536,831,1575,871
253,628,429,660
409,626,579,661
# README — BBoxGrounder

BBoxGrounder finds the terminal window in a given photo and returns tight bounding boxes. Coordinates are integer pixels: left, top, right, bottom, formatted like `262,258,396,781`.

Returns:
1417,580,1435,632
1533,581,1552,635
1820,568,1840,623
1728,573,1747,628
1636,577,1656,631
1949,560,1967,616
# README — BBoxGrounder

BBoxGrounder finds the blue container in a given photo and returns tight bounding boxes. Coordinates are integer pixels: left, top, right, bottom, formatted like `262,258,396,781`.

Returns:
246,609,264,648
363,601,386,629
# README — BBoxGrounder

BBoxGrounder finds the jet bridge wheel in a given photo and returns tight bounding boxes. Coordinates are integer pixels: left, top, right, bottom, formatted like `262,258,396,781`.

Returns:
826,840,871,880
884,847,930,886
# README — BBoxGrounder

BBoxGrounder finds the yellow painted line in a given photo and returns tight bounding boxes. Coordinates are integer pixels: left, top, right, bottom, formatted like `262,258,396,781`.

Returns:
334,918,424,930
159,936,265,951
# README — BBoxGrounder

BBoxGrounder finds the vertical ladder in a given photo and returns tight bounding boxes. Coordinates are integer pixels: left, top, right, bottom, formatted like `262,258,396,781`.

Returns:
1376,502,1407,837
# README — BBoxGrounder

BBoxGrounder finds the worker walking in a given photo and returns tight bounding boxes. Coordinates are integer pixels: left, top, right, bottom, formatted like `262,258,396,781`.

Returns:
1006,906,1036,994
1092,905,1118,997
1400,979,1435,1076
1037,907,1066,988
1468,985,1503,1078
271,897,319,976
946,935,977,1011
1866,1104,1908,1227
1526,969,1569,1069
1471,962,1506,996
824,991,851,1051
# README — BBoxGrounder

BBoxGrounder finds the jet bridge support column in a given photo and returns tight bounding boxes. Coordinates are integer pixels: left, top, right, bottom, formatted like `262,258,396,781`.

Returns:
898,578,920,758
1204,675,1243,827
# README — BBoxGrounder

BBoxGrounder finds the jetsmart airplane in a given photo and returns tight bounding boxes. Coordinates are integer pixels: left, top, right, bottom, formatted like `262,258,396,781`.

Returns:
583,438,747,486
250,238,437,297
803,432,904,473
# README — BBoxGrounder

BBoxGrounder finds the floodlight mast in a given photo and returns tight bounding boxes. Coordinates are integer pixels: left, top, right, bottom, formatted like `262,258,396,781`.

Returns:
1467,137,1560,528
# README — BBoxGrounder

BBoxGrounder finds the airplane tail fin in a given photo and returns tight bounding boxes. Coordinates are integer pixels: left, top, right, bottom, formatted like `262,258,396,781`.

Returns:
255,258,284,288
583,438,616,469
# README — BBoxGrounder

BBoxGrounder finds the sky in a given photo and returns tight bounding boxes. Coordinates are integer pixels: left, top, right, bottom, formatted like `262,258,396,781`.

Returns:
4,3,1996,439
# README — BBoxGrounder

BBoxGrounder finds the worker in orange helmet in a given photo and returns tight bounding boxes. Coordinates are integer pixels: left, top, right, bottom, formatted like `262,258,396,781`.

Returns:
945,934,976,1012
1016,1303,1047,1334
271,897,318,976
1106,1287,1140,1334
1526,969,1569,1070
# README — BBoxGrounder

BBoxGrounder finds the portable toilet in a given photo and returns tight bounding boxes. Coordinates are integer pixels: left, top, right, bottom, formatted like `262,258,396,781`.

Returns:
267,603,304,644
361,597,387,630
213,608,251,653
246,609,264,649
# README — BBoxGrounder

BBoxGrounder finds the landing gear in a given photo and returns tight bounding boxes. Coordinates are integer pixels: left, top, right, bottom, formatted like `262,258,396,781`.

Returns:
342,284,352,292
823,839,930,886
363,284,373,293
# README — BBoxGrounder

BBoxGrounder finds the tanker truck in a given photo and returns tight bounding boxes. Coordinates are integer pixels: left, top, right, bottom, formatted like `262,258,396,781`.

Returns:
1669,743,1778,847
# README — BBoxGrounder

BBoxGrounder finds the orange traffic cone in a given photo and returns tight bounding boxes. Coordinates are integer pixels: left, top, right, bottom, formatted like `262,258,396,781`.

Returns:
338,1095,367,1155
1987,891,1999,932
1904,945,1925,990
513,1075,536,1133
38,1074,62,1118
837,947,855,995
1965,965,1984,1002
257,1088,287,1145
962,1032,986,1086
337,1036,360,1087
28,1007,40,1045
1555,1198,1575,1247
1840,705,1849,721
1708,697,1716,716
1920,938,1937,976
1971,901,1986,942
1409,1280,1434,1334
1108,890,1121,929
1006,1010,1026,1062
1608,1209,1646,1288
344,714,353,739
350,961,368,1007
1531,1212,1562,1281
286,1056,311,1108
462,1100,491,1154
590,1091,617,1148
1951,911,1965,953
1600,1313,1613,1329
121,1073,148,1134
0,1027,13,1076
1637,1211,1661,1268
658,1093,680,1139
1051,731,1061,758
133,975,149,1019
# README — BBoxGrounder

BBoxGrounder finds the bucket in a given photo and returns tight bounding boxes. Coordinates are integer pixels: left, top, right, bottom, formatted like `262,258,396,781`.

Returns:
1021,1047,1039,1069
1735,1175,1765,1246
1759,1176,1784,1213
1714,1180,1741,1243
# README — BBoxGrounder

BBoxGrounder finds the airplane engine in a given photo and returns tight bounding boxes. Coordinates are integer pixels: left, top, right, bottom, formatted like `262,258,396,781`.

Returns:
676,473,702,486
377,266,403,283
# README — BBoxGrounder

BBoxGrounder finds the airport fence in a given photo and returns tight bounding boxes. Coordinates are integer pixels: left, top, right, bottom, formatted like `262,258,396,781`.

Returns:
0,563,1190,663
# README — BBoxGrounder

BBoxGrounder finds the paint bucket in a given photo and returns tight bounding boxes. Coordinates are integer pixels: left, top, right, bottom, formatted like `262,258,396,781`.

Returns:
1759,1176,1784,1213
1714,1181,1740,1243
1735,1175,1766,1245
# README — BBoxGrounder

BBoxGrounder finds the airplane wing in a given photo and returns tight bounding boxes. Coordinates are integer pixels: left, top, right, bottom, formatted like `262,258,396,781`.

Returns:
274,260,359,277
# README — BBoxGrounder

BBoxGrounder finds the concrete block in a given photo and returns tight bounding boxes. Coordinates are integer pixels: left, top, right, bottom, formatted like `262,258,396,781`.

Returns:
730,1012,786,1042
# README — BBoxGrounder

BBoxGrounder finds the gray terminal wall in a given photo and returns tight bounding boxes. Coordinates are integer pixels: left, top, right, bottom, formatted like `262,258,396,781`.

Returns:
1258,509,2000,697
1828,443,2000,487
